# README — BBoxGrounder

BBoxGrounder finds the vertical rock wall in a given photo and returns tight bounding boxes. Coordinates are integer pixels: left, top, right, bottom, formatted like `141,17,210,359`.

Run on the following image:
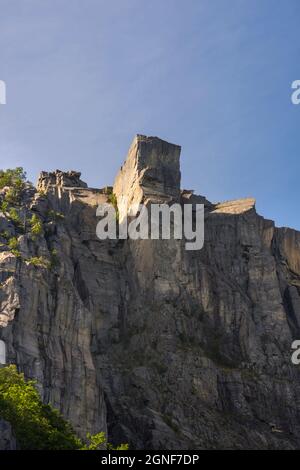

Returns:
1,135,300,449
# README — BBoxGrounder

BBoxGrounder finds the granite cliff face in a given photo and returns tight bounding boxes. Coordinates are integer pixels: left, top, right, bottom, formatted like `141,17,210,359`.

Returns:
1,134,300,449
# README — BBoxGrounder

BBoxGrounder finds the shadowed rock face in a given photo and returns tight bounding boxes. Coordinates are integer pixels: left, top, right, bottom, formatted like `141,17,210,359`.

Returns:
1,135,300,449
0,419,16,450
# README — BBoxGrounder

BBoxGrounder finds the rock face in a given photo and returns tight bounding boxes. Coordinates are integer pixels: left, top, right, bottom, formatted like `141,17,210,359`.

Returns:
1,135,300,449
0,419,16,450
37,170,88,192
113,135,181,221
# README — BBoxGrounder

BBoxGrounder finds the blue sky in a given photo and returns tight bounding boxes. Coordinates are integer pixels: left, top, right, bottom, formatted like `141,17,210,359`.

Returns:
0,0,299,229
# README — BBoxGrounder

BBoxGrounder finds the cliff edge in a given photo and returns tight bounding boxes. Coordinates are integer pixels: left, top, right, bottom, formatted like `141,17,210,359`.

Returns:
1,135,300,449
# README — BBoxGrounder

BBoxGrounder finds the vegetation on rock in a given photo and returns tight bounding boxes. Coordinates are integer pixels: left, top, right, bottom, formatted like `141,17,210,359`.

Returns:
0,168,30,207
47,209,65,222
7,237,21,258
0,365,128,450
107,192,119,221
26,256,51,269
29,214,43,238
0,168,28,191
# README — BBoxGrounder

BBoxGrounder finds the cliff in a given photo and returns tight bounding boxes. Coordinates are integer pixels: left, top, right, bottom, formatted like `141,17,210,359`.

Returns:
1,135,300,449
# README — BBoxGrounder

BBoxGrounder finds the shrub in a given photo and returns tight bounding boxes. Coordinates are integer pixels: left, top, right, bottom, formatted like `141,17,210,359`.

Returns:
47,210,65,222
107,193,119,221
0,365,128,450
8,208,22,226
0,232,11,249
29,214,43,238
0,231,9,241
6,208,24,233
7,237,19,250
4,187,21,205
7,237,21,257
26,256,51,269
0,200,8,214
82,433,129,451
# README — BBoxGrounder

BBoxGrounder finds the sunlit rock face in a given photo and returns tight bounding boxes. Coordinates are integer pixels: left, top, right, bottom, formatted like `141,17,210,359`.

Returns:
37,170,88,192
1,135,300,449
211,197,256,214
113,135,181,222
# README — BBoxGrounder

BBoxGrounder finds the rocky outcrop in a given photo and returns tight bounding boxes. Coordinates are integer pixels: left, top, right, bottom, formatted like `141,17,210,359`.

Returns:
37,170,88,192
113,135,181,221
1,135,300,449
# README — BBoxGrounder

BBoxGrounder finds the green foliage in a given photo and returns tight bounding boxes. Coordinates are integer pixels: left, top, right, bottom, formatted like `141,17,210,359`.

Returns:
0,366,128,450
103,186,113,195
8,208,22,225
26,250,60,271
26,250,60,270
1,234,22,257
107,193,119,221
107,192,117,207
109,442,130,450
7,237,21,257
26,256,51,269
29,214,43,238
10,249,21,258
0,168,27,191
7,237,19,250
4,187,21,205
0,168,29,207
0,230,9,241
0,200,8,214
0,205,23,232
82,432,106,450
47,209,65,222
82,433,129,451
0,365,81,450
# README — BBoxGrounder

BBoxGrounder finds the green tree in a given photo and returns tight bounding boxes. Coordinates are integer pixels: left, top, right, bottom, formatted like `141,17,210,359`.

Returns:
0,168,28,205
0,168,27,189
0,365,81,450
0,365,128,450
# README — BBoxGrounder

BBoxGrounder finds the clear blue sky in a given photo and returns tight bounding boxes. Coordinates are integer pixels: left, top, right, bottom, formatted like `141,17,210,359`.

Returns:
0,0,299,229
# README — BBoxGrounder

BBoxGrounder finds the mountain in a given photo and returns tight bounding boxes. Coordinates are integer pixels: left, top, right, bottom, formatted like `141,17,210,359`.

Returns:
1,135,300,449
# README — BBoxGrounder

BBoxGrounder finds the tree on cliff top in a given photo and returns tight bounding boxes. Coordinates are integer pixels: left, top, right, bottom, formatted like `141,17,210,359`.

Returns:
0,168,28,191
0,168,32,207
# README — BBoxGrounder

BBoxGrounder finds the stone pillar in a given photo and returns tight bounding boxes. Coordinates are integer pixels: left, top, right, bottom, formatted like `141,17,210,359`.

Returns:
113,135,181,223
